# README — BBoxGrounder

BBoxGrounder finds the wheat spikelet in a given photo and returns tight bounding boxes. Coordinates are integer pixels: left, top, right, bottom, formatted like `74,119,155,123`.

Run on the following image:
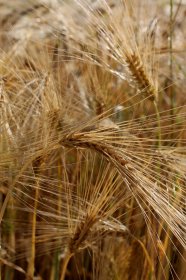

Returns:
68,215,97,253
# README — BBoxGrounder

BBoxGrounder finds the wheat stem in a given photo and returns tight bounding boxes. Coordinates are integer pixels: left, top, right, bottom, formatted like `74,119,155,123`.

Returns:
27,160,42,279
60,253,73,280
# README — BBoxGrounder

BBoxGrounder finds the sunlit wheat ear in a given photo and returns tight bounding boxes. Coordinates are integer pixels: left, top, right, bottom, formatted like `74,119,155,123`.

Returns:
125,53,157,101
63,0,158,102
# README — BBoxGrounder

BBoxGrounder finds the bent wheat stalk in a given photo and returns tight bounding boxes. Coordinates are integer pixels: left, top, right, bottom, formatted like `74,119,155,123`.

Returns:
58,125,186,249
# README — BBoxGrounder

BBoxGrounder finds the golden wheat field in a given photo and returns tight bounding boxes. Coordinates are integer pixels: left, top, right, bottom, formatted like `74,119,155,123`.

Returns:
0,0,186,279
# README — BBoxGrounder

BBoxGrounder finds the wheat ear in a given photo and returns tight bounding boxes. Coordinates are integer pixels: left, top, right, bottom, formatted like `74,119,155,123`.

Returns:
126,52,157,101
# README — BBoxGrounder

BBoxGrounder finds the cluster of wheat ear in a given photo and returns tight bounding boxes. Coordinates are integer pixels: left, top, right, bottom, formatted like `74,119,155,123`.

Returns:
0,0,186,279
